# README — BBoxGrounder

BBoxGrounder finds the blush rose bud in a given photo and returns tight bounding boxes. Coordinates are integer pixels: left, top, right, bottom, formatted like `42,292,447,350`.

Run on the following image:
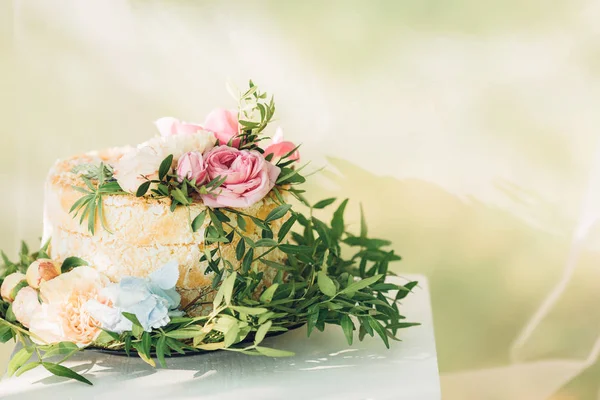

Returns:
1,272,27,303
176,151,208,185
12,287,41,328
26,259,61,289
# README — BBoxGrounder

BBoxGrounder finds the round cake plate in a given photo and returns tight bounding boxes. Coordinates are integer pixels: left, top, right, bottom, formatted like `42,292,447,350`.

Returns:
87,323,305,357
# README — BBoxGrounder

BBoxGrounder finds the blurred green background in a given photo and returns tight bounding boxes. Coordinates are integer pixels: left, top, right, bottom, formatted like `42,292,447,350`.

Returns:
3,0,600,398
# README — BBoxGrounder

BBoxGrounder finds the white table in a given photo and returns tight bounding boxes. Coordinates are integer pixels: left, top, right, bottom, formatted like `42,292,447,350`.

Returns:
0,275,440,400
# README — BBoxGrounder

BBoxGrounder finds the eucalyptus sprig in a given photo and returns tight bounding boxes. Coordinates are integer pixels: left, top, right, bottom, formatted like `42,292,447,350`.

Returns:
69,163,125,234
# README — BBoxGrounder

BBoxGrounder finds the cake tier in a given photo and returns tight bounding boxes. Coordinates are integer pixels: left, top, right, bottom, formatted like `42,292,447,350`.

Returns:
43,148,287,314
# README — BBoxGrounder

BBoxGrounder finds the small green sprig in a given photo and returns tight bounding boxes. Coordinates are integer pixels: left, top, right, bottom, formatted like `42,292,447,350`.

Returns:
134,154,226,212
70,163,125,234
230,80,276,150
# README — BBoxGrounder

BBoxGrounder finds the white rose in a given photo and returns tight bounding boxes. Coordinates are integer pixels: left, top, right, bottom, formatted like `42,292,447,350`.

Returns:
114,131,215,194
12,287,41,328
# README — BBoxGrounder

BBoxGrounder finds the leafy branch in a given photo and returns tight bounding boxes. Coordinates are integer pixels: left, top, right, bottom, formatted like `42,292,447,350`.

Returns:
69,163,125,234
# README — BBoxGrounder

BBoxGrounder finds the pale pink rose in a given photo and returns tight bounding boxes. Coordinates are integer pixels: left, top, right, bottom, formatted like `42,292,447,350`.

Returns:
1,272,26,303
12,287,41,328
29,266,110,347
203,108,240,147
264,128,300,162
154,117,203,137
177,151,208,185
26,259,61,289
200,146,280,208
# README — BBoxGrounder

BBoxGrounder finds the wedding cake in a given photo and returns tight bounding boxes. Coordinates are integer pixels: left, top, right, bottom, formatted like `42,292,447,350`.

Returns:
0,83,415,385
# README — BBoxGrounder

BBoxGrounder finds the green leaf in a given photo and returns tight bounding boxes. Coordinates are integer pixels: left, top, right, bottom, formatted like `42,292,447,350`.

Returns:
171,188,190,206
192,210,207,232
159,154,174,181
360,203,368,238
42,362,93,385
259,283,279,303
340,314,355,345
340,274,383,295
367,317,390,349
396,281,418,300
278,244,313,255
224,324,240,348
0,324,15,343
61,256,89,273
265,204,292,222
317,271,336,297
165,327,204,339
277,214,297,243
235,239,246,261
135,181,152,197
208,210,225,235
141,331,152,359
254,321,272,345
15,361,40,377
343,236,392,249
9,280,28,300
236,214,247,231
95,330,119,345
8,347,33,377
124,335,132,356
312,198,336,209
259,259,294,271
249,217,269,230
122,312,144,338
41,342,79,359
242,248,254,273
229,306,268,315
306,305,320,336
254,346,295,357
156,335,167,368
387,322,421,330
254,238,278,248
5,304,16,322
223,271,237,305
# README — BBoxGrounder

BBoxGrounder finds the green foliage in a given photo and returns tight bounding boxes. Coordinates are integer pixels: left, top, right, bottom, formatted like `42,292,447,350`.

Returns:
69,163,125,234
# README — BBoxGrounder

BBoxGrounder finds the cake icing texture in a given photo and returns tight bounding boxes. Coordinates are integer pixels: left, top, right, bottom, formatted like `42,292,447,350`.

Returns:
43,147,287,314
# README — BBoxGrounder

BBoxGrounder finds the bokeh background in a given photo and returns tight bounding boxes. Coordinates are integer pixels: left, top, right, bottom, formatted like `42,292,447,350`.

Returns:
3,0,600,398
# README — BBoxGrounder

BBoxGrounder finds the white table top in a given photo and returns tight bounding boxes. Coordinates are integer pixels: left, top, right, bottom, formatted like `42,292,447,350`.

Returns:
0,275,440,400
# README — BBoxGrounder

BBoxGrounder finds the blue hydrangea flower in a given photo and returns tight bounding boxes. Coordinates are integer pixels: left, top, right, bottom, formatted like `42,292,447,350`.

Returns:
86,261,182,333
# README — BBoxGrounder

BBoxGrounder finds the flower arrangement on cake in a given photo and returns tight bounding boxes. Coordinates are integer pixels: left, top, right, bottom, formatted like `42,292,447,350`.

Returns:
0,82,418,385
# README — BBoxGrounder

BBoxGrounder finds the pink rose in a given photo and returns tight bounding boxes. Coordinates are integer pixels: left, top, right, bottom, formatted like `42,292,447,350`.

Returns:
155,117,203,137
200,146,280,208
203,108,240,147
177,151,208,185
264,128,300,162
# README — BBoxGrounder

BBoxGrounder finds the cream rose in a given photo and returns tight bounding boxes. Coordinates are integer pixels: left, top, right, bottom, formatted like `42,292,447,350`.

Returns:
29,266,110,346
26,258,61,289
12,287,41,328
1,272,27,303
114,131,215,193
